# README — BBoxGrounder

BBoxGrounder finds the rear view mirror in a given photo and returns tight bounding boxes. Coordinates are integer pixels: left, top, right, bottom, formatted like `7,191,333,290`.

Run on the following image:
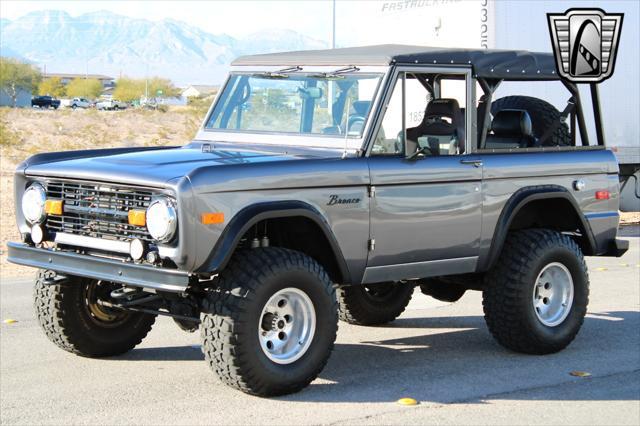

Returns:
298,87,323,99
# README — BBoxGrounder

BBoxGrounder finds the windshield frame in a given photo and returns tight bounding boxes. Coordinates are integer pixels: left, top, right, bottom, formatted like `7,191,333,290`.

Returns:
197,65,391,151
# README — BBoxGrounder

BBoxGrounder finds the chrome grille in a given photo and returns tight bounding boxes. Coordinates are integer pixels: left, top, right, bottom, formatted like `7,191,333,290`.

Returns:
44,180,154,242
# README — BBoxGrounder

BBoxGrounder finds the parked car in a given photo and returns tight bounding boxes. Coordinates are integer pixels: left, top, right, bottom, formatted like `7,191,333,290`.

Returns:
64,97,92,109
7,45,629,397
31,96,60,109
96,99,128,110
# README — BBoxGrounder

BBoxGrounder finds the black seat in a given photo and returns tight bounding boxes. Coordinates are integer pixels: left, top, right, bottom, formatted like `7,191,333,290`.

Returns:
406,98,465,155
347,100,371,133
485,109,536,149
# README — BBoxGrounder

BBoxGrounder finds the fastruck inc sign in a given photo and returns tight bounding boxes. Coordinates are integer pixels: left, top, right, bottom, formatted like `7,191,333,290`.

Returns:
547,8,623,83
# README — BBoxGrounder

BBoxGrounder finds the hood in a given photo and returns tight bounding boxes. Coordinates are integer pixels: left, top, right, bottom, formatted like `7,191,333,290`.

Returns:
22,142,341,188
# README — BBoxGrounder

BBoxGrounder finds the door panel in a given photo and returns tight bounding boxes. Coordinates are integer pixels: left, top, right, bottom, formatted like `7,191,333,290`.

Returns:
367,155,483,268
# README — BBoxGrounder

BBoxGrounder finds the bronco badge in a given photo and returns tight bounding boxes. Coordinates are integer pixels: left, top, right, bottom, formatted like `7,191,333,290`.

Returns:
327,195,361,206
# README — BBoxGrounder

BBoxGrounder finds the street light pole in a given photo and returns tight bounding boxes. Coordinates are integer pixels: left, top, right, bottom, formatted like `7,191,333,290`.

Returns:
332,0,336,49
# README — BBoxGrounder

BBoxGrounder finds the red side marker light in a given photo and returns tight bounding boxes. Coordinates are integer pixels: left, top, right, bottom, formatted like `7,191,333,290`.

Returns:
595,191,610,200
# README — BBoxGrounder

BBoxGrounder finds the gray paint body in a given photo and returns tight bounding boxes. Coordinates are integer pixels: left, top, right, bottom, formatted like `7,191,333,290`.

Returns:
9,61,623,290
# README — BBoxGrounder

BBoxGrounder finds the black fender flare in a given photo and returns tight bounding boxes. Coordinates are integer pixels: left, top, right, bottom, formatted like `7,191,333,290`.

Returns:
481,185,597,271
197,200,351,283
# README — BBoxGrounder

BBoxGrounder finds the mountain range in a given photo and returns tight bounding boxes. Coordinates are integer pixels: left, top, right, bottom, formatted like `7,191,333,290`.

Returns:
0,10,328,84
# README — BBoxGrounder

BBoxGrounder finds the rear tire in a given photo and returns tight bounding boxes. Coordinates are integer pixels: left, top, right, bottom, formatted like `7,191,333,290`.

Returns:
200,248,338,396
491,96,571,146
482,229,589,354
337,282,413,325
33,270,156,357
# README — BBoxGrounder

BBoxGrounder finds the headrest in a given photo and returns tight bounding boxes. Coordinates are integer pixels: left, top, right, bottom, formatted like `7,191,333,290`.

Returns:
350,100,371,116
492,110,532,137
425,98,460,120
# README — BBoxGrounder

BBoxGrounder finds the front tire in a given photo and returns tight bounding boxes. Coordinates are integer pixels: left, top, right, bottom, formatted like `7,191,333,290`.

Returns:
33,271,156,357
200,248,338,396
482,229,589,354
337,282,414,325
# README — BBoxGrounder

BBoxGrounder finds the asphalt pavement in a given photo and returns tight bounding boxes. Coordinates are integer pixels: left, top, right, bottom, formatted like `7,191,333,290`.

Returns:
1,226,638,425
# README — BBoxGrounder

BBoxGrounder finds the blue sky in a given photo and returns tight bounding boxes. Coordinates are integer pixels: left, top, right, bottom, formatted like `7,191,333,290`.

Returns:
0,0,336,39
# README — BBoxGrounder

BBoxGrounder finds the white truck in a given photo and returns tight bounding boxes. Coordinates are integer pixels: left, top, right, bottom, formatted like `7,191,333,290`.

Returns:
61,97,92,109
96,99,128,110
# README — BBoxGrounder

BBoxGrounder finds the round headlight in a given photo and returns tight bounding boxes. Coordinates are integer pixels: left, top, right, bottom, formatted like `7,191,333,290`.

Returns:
146,198,177,242
22,183,46,224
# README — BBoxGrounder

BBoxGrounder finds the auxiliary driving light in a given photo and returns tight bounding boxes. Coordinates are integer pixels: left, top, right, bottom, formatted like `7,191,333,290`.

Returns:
129,238,146,260
146,250,160,264
30,224,44,244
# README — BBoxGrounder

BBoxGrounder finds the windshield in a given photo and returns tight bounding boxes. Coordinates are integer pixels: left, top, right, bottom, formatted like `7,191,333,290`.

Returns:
205,72,382,137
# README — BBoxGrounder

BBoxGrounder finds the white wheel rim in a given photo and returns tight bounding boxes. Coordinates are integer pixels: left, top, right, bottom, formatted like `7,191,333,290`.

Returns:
532,262,574,327
258,287,316,364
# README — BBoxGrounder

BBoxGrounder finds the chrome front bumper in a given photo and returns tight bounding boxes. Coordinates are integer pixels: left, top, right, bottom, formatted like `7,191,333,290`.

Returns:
7,242,190,292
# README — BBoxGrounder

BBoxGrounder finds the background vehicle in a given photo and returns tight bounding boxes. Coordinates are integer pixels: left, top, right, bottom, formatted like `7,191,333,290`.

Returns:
31,96,60,109
96,99,128,110
64,97,92,109
7,46,629,397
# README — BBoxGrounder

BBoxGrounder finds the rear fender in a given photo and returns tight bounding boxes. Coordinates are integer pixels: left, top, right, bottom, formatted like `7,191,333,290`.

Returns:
481,185,597,271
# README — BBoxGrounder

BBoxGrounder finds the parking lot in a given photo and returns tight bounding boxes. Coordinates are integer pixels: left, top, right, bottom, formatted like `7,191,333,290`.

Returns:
1,226,638,425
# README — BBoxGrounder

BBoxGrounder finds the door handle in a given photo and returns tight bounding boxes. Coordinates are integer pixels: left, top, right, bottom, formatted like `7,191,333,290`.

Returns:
460,159,483,167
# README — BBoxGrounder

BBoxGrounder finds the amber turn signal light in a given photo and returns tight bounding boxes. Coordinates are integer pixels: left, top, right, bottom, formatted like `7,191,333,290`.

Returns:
128,209,146,226
201,212,224,225
44,200,63,215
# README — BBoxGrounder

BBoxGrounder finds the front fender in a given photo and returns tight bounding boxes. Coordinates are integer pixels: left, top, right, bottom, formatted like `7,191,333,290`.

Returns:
195,200,351,282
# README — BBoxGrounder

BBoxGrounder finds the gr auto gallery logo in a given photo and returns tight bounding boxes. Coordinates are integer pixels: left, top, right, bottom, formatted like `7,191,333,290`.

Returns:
547,8,623,83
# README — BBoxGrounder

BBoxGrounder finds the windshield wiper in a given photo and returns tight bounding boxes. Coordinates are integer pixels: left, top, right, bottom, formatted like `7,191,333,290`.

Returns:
253,66,302,79
310,65,360,79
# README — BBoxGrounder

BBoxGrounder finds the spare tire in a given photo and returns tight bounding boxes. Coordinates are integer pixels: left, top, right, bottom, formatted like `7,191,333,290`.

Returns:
491,96,571,147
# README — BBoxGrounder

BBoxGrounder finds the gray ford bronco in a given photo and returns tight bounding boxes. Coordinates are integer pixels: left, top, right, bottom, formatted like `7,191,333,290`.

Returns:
8,45,628,396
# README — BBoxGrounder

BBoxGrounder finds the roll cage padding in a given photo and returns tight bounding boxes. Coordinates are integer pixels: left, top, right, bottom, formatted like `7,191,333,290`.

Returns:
197,201,351,283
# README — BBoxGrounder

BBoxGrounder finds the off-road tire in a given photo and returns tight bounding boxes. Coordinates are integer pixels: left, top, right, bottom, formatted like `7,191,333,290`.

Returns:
33,270,156,357
337,282,414,325
482,229,589,354
491,96,571,146
200,248,338,396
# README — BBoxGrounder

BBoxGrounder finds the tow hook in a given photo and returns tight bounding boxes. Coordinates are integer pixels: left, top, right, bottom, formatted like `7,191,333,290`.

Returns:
42,275,69,286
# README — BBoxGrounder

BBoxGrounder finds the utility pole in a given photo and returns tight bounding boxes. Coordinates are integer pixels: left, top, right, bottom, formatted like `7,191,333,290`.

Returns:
329,0,336,125
332,0,336,49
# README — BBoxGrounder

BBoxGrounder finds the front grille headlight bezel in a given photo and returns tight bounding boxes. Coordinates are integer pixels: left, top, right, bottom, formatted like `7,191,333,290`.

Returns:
146,197,177,243
21,183,47,224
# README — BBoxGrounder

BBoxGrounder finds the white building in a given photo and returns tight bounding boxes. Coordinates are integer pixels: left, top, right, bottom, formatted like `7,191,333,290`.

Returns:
181,84,218,98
